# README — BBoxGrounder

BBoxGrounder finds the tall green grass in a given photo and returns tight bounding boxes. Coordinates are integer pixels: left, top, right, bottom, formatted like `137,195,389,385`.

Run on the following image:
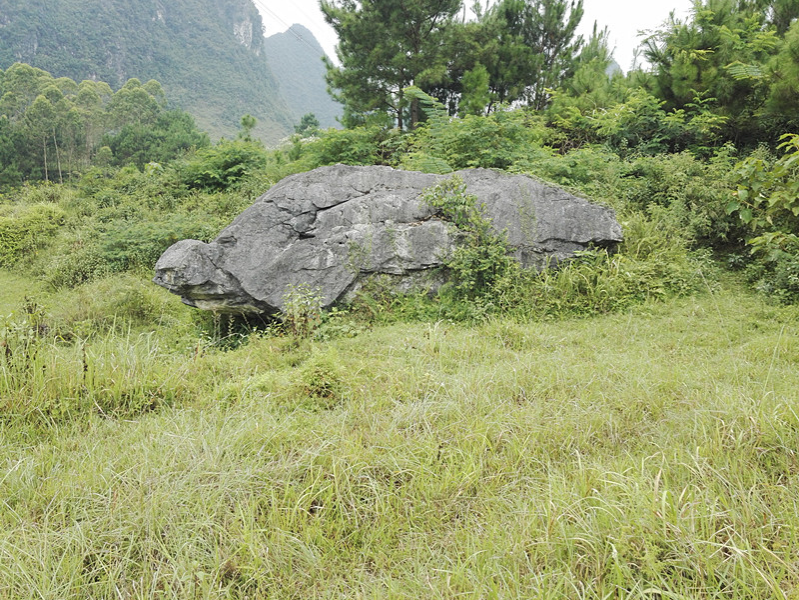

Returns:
2,279,799,598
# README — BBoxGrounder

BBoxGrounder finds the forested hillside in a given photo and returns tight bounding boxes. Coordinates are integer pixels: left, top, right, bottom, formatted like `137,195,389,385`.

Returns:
0,0,339,141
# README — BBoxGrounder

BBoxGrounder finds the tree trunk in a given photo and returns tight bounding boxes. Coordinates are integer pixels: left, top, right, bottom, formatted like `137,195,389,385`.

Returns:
410,97,420,130
42,137,49,183
397,88,404,131
52,128,63,184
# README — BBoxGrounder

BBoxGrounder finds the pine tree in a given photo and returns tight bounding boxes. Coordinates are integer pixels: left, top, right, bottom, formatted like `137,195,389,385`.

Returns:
321,0,461,130
485,0,584,110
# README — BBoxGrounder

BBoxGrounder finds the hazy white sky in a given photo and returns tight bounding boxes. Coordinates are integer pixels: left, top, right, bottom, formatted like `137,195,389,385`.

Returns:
256,0,695,72
581,0,694,71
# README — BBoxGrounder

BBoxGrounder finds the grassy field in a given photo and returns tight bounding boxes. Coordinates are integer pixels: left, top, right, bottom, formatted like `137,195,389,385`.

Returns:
0,271,44,315
2,275,799,598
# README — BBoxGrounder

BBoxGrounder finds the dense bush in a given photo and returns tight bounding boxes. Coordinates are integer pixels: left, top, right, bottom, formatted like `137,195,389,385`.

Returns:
0,202,64,266
403,109,547,173
96,215,219,272
615,147,742,248
103,110,210,169
289,126,401,169
727,133,799,302
421,175,517,300
0,66,209,186
3,159,256,289
180,140,268,191
4,89,791,329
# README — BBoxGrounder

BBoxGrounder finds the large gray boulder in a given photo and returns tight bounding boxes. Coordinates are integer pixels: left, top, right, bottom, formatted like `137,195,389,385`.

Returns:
153,164,622,314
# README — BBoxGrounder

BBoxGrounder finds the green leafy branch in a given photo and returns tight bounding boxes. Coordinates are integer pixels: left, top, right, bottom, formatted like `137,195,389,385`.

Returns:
728,133,799,258
422,175,517,299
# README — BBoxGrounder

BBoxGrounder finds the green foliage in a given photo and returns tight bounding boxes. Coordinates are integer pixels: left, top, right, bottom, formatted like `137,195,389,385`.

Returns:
459,64,491,117
322,0,586,124
180,140,267,191
0,202,64,266
0,299,50,409
290,126,395,168
765,19,799,123
281,283,323,338
107,78,163,129
43,208,221,289
45,273,195,341
485,0,585,111
0,64,209,185
422,175,517,300
642,0,783,144
616,146,742,248
337,275,446,325
542,0,799,153
730,133,799,238
728,133,799,300
103,110,210,168
0,0,300,143
296,350,344,406
321,0,462,130
0,282,200,421
13,156,257,289
3,282,799,595
420,204,707,323
402,88,547,172
490,247,707,321
238,114,257,141
589,88,729,156
97,215,217,272
294,113,320,137
598,90,676,154
743,249,799,302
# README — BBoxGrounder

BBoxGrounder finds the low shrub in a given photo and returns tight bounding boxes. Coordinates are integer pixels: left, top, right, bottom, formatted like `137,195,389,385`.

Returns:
43,241,111,288
180,140,268,191
45,273,192,338
421,175,517,301
401,97,547,173
281,283,323,338
744,252,799,303
0,202,65,266
727,133,799,302
43,213,218,288
334,209,708,326
97,214,218,272
302,126,383,166
295,350,345,408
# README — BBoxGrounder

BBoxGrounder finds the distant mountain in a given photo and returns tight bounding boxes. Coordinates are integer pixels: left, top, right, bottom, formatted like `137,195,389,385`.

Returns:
606,59,623,76
264,24,340,130
0,0,341,143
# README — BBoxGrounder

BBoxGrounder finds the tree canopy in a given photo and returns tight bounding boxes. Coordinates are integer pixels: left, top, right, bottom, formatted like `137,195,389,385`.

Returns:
642,0,799,143
321,0,463,130
322,0,585,126
0,63,209,185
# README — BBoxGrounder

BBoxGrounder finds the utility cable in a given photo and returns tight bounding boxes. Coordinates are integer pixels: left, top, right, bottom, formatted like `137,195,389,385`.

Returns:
251,0,332,56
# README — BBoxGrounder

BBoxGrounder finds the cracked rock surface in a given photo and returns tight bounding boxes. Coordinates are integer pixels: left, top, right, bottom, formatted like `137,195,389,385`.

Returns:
153,164,623,314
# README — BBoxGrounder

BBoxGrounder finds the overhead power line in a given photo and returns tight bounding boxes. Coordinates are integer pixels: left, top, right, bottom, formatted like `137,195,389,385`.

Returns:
250,0,328,56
